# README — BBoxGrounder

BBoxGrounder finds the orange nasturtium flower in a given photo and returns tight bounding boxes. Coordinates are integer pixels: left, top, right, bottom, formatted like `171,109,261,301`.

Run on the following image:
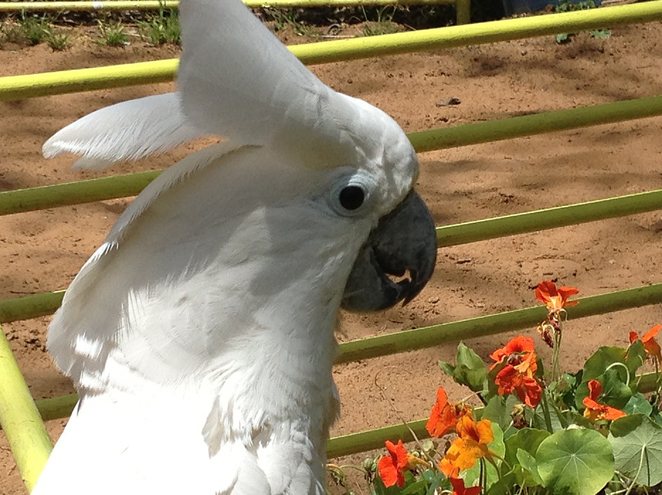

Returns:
449,477,481,495
535,280,579,312
377,440,409,488
490,336,543,407
629,324,662,362
426,387,472,438
583,379,626,421
439,416,494,478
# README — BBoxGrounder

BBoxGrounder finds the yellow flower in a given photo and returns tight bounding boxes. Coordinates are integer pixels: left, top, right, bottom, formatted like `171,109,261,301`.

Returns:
439,416,494,477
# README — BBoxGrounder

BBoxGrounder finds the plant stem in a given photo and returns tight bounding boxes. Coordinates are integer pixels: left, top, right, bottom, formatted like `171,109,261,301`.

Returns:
540,390,554,433
479,458,486,493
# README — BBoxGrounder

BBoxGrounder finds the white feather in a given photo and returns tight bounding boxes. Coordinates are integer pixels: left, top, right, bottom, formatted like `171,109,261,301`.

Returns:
42,92,204,170
36,0,419,492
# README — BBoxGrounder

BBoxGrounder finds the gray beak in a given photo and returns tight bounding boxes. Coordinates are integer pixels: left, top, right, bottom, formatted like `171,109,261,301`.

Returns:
341,191,437,312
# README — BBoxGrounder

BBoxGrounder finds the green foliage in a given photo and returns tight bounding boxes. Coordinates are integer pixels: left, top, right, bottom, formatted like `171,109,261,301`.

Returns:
264,8,316,37
97,20,129,47
554,0,611,43
19,13,50,46
45,29,70,51
138,4,181,46
609,414,662,487
361,6,402,37
439,341,488,393
536,429,614,495
355,284,662,495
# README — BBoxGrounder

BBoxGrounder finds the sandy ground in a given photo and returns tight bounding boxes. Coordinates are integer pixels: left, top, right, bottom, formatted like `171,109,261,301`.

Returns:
1,15,661,495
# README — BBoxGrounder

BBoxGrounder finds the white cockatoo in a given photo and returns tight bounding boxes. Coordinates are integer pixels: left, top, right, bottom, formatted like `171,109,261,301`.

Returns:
32,0,437,493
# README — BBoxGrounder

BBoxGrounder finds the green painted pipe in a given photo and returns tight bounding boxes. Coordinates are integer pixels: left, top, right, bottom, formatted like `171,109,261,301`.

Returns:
1,1,662,100
328,371,662,458
23,345,662,458
0,291,65,324
2,95,662,217
407,95,662,153
0,0,457,11
0,326,52,492
0,171,159,217
1,188,661,323
437,189,662,247
336,283,662,363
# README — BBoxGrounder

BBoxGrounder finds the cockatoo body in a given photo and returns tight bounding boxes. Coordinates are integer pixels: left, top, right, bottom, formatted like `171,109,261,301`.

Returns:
32,0,437,493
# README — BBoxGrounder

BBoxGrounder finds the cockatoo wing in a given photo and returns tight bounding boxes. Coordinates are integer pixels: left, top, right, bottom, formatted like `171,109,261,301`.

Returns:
42,92,204,170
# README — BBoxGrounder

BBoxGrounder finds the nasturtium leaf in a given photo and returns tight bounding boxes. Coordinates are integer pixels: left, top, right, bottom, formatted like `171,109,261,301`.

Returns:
609,414,662,487
536,428,614,495
439,342,487,392
623,393,653,416
599,367,632,409
516,448,544,487
422,470,449,495
575,346,640,409
482,395,518,433
624,340,646,375
485,470,517,495
505,427,550,468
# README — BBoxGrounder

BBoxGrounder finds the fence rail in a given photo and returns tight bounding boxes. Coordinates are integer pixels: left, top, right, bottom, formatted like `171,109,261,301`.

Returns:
0,0,460,11
1,95,661,217
2,189,661,324
0,328,52,491
2,1,662,100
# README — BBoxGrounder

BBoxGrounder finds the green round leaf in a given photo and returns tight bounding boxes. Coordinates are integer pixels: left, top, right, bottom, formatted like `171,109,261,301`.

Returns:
536,428,614,495
609,414,662,487
623,394,653,417
505,427,550,467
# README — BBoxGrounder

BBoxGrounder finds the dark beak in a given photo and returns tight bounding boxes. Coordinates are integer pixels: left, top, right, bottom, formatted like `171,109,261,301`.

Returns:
341,191,437,312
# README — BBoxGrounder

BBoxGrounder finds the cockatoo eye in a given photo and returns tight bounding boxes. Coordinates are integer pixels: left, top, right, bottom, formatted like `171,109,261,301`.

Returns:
339,186,365,211
329,175,374,217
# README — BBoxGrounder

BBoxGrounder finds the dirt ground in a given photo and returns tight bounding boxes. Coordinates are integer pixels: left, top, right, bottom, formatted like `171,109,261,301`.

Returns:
1,14,661,495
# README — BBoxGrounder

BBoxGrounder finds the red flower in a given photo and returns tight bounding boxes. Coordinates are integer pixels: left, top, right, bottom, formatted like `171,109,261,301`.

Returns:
450,477,481,495
489,336,536,369
629,324,662,362
440,415,494,477
377,440,409,488
494,364,543,407
490,336,542,407
583,379,626,421
426,387,471,438
535,280,579,311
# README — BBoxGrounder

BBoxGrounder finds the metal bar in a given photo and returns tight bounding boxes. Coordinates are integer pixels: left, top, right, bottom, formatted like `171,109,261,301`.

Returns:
0,326,52,492
436,189,662,248
407,95,662,153
0,171,159,216
0,0,456,12
1,2,661,100
2,95,662,217
336,283,662,363
0,291,65,324
327,370,662,457
2,188,661,323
